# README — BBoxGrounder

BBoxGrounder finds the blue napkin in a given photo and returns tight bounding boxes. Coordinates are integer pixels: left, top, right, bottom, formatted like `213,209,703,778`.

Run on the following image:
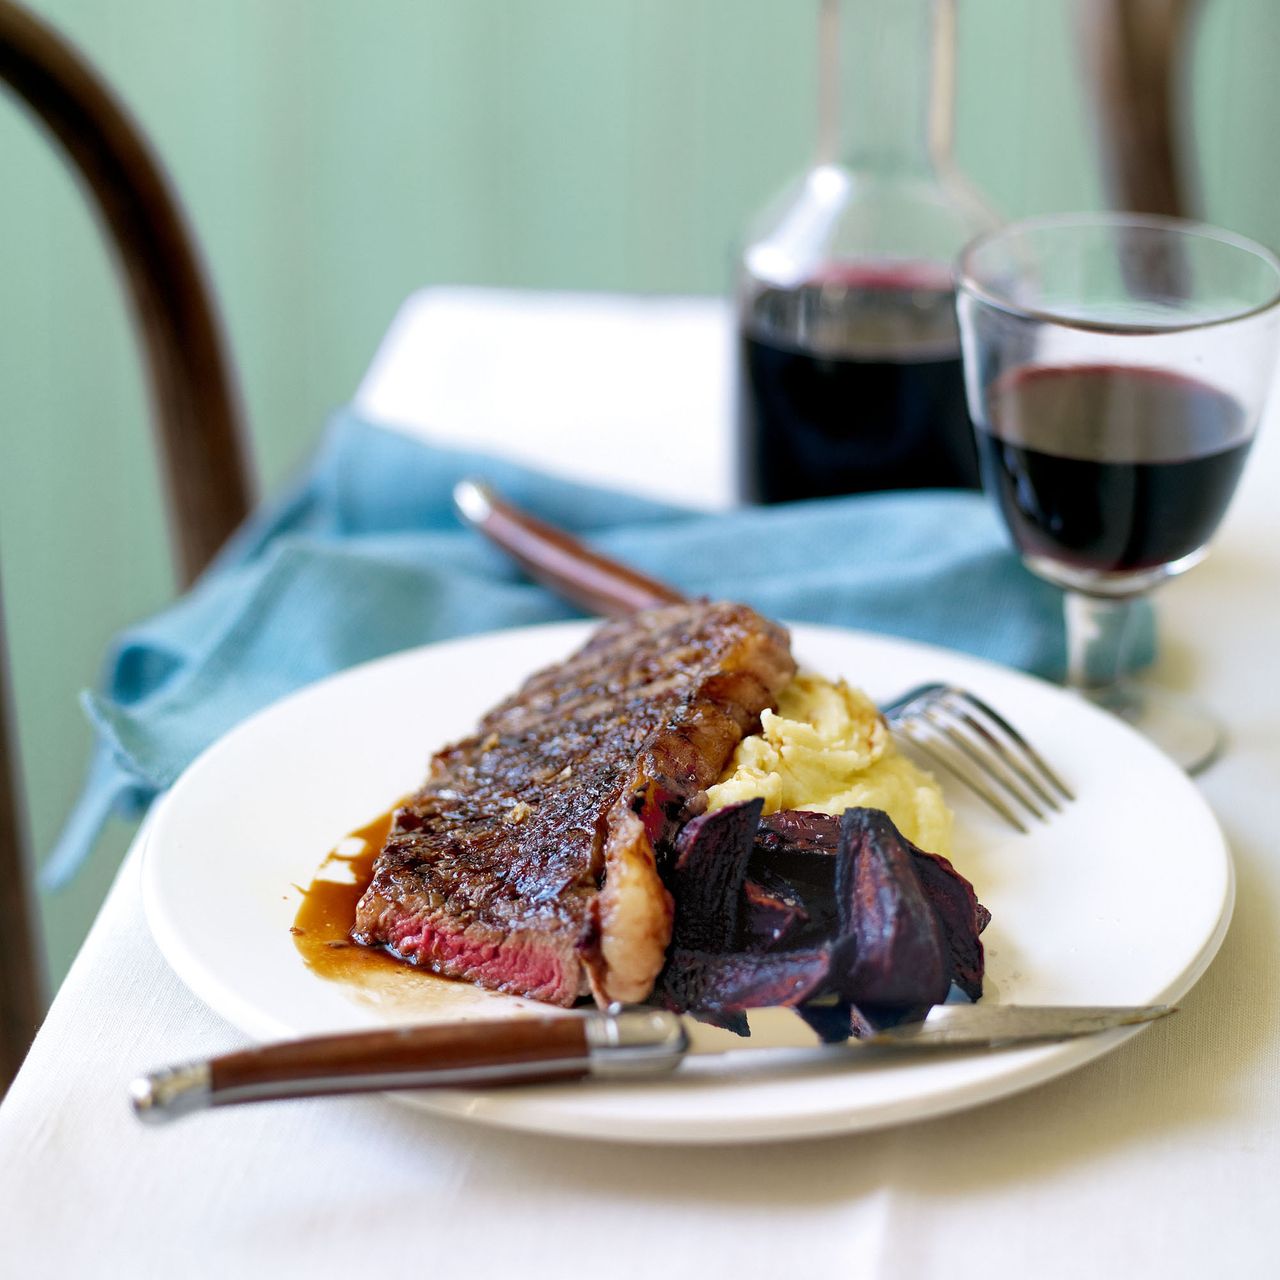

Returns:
43,410,1153,888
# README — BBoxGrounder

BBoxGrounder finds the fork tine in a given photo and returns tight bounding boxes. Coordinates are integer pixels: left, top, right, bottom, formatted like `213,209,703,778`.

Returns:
934,692,1062,813
919,702,1049,820
894,716,1031,834
884,683,1073,833
943,687,1076,803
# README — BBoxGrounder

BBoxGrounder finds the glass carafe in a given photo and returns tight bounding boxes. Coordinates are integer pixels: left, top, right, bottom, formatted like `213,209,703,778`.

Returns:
737,0,998,503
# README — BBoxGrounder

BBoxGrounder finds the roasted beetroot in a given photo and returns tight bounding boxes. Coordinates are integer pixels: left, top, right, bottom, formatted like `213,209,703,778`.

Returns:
653,801,989,1032
908,844,991,1002
658,945,836,1014
832,808,948,1006
668,799,763,952
741,870,810,947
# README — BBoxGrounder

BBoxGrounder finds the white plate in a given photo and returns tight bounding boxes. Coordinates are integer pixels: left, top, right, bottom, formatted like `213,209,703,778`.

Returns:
142,622,1232,1144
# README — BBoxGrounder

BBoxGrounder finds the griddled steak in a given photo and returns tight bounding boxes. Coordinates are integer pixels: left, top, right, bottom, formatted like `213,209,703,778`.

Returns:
353,602,796,1006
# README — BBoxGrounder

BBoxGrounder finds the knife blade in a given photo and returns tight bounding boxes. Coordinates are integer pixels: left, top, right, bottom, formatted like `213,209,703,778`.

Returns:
130,1002,1173,1124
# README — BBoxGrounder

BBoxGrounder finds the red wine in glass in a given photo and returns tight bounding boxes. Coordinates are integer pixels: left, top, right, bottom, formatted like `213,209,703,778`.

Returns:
976,364,1252,575
738,264,982,503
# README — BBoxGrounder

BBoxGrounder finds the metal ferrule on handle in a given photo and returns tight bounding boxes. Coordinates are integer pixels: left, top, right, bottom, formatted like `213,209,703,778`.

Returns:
130,1062,213,1125
584,1006,689,1076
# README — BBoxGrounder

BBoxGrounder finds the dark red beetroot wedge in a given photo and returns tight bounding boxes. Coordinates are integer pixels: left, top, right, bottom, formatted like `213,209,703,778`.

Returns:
656,945,836,1014
797,1000,933,1044
668,799,764,952
752,811,843,888
740,869,810,948
833,809,950,1007
908,846,991,1002
689,1009,751,1037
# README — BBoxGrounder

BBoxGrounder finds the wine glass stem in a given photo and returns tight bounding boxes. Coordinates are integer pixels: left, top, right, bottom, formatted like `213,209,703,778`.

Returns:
1064,591,1138,694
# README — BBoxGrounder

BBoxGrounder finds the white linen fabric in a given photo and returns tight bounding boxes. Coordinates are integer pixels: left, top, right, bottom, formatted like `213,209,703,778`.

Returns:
2,289,1277,1279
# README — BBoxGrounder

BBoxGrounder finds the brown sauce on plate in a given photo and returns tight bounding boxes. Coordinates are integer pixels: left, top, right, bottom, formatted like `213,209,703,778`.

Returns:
291,808,533,1016
291,809,399,983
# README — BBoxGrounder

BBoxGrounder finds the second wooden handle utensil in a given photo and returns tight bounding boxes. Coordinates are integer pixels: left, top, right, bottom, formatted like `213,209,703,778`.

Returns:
453,478,686,616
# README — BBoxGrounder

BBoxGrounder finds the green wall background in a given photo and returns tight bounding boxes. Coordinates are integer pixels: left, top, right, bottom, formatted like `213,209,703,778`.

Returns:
3,0,1278,992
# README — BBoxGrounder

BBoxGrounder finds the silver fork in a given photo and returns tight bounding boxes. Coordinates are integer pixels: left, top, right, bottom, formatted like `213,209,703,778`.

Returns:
882,684,1074,833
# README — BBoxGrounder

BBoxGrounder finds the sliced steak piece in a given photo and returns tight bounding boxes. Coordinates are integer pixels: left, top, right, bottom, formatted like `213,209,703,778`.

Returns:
353,602,796,1006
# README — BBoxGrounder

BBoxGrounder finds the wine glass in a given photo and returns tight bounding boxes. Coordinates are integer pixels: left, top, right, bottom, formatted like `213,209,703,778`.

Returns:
955,213,1280,773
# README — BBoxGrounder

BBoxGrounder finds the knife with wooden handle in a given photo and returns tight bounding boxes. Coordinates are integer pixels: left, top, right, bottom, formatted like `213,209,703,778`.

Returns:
131,1003,1173,1124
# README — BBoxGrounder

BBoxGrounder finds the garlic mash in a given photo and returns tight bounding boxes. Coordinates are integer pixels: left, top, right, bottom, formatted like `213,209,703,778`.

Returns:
705,672,953,856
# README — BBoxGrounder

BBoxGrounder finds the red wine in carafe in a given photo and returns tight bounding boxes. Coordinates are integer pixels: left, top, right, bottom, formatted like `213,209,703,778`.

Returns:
738,266,981,502
977,364,1252,573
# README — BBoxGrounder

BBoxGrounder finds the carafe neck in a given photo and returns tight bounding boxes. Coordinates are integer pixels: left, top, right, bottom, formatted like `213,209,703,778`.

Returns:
819,0,955,176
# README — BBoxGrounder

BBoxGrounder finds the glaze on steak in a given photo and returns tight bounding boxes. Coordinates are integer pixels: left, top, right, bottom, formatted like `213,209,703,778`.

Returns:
353,602,795,1006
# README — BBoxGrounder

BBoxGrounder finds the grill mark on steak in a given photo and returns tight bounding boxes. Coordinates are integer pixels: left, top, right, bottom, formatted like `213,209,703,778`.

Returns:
353,602,796,1006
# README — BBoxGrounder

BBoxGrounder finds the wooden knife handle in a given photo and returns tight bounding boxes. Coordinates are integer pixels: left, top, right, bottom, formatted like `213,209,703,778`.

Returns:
131,1017,592,1123
453,478,687,617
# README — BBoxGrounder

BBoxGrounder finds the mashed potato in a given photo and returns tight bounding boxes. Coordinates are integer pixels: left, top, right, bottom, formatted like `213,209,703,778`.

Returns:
705,672,953,856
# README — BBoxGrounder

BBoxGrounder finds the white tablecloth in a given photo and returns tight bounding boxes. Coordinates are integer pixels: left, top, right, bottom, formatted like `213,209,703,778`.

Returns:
3,288,1278,1278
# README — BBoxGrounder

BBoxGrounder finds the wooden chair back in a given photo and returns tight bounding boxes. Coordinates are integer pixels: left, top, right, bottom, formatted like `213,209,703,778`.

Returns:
1075,0,1202,218
0,0,252,1091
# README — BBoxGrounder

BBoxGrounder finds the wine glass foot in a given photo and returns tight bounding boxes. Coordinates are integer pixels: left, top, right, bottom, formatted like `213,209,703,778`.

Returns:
1083,683,1225,776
